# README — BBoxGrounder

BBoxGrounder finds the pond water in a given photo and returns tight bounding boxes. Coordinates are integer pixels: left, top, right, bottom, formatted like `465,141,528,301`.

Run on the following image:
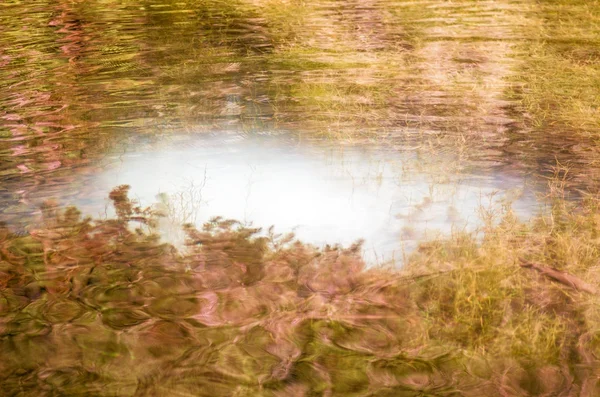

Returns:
80,130,535,264
0,0,571,263
4,0,600,394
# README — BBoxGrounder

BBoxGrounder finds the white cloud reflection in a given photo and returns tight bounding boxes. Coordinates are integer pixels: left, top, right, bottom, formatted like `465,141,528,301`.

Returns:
94,132,537,266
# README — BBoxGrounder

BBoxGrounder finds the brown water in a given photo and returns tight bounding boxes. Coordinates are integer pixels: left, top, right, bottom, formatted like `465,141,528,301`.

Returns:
1,0,599,394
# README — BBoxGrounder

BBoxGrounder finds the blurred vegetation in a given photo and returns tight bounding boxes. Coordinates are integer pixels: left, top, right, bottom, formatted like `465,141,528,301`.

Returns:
2,186,600,395
504,0,600,189
509,0,600,136
2,0,600,192
2,0,600,394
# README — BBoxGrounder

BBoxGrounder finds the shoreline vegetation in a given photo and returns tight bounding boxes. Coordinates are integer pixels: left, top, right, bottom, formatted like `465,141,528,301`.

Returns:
1,184,600,395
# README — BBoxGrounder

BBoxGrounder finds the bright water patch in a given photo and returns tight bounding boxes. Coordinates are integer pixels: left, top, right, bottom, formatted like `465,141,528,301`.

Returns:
89,132,537,265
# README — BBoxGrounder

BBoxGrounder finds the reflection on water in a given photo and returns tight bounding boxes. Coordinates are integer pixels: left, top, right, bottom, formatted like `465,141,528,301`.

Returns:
2,0,599,394
1,0,550,258
1,0,598,215
84,132,535,264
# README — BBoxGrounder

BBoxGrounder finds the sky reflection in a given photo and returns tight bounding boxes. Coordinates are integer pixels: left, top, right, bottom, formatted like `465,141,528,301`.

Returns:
89,132,538,265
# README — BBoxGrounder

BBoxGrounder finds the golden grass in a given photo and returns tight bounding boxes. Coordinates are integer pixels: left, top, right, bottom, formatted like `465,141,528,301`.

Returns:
509,1,600,137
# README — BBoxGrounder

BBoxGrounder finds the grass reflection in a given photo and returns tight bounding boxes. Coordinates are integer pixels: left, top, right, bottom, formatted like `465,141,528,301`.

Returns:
1,185,600,395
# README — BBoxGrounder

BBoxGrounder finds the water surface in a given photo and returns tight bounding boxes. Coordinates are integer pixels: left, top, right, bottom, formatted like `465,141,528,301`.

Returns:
72,131,534,264
3,0,600,395
0,0,586,235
